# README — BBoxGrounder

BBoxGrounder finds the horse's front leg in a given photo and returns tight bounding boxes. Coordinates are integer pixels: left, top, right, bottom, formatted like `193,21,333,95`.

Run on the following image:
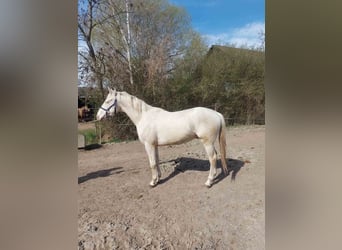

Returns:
144,143,160,187
155,146,161,179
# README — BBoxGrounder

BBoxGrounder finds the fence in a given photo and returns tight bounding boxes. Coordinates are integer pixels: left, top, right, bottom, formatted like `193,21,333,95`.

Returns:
78,114,264,149
79,107,264,124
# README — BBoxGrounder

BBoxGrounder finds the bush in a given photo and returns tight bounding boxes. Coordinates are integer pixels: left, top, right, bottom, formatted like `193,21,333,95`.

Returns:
99,115,138,142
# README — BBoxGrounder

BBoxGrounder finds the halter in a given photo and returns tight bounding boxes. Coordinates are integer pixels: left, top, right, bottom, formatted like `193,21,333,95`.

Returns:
100,98,117,116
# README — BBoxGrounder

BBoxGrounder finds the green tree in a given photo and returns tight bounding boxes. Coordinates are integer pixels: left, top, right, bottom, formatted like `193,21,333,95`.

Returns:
195,45,264,124
168,32,208,110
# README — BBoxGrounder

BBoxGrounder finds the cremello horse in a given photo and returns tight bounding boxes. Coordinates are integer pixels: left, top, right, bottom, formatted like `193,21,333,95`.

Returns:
96,88,228,187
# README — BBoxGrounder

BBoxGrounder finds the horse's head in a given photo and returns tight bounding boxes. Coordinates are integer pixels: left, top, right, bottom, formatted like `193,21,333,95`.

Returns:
96,87,118,120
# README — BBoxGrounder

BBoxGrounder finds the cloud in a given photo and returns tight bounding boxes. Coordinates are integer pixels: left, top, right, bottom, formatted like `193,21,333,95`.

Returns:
204,21,265,48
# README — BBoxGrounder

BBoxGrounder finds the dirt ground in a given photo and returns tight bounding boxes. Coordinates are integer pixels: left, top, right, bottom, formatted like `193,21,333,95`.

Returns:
78,121,96,131
78,125,265,250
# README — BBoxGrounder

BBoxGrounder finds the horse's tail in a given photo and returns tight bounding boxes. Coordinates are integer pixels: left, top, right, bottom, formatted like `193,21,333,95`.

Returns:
219,115,228,175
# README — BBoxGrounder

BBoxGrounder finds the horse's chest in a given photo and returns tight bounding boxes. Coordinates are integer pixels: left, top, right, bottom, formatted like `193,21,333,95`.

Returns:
137,124,157,143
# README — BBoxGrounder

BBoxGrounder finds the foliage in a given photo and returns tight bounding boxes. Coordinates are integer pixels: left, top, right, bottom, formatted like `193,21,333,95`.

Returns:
100,114,138,141
195,46,265,124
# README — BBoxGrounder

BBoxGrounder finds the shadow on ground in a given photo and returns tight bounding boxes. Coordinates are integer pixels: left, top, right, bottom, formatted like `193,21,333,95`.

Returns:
78,167,124,184
159,158,245,186
84,144,102,150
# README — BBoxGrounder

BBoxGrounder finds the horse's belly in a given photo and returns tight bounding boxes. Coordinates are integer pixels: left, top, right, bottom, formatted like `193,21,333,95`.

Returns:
158,134,196,145
156,126,197,146
138,110,205,145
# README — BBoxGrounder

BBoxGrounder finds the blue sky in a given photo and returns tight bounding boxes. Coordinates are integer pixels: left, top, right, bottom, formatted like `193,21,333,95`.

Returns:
170,0,265,48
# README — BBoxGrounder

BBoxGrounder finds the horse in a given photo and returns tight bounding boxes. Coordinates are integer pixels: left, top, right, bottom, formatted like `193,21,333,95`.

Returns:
96,88,228,187
78,105,90,122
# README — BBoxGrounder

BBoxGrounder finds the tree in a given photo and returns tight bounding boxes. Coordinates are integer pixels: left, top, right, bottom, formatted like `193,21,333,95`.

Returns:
95,0,192,98
195,45,264,124
97,0,134,86
78,0,107,100
168,32,208,110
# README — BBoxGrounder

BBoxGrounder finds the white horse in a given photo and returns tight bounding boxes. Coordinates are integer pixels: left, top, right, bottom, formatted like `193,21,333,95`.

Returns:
96,88,228,187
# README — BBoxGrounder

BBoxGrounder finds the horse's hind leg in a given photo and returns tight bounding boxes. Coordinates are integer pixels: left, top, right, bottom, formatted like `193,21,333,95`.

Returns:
144,143,160,187
202,141,218,187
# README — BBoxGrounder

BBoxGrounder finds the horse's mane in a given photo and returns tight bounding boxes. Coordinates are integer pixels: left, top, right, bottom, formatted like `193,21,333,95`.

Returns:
118,91,153,114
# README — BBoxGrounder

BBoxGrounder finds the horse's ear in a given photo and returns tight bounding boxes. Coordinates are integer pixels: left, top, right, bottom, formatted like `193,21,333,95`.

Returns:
107,87,113,93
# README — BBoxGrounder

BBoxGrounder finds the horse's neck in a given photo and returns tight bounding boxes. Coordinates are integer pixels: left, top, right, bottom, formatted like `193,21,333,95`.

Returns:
120,105,140,125
119,94,152,125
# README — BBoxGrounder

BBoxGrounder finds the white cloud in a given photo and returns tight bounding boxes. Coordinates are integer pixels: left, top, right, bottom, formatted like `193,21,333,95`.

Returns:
204,21,265,48
233,22,264,37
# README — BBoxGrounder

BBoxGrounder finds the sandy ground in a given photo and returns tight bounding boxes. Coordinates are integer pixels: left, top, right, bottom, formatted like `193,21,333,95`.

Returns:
78,125,265,249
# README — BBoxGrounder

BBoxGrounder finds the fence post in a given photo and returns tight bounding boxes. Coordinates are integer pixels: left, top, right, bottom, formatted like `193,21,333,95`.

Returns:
95,120,102,145
98,122,102,145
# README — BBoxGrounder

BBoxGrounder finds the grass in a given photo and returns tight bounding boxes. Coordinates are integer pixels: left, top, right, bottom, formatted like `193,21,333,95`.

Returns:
79,128,98,145
103,137,136,144
78,127,132,145
105,138,124,144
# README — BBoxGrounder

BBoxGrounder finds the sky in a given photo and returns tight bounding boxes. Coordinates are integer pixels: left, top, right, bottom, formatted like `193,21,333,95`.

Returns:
170,0,265,48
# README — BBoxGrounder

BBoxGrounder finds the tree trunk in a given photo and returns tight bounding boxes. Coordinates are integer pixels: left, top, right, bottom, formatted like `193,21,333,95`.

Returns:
125,0,134,85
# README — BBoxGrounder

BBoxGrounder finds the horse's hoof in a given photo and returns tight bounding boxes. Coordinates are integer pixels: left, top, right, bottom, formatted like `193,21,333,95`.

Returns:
205,181,212,188
149,181,158,187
